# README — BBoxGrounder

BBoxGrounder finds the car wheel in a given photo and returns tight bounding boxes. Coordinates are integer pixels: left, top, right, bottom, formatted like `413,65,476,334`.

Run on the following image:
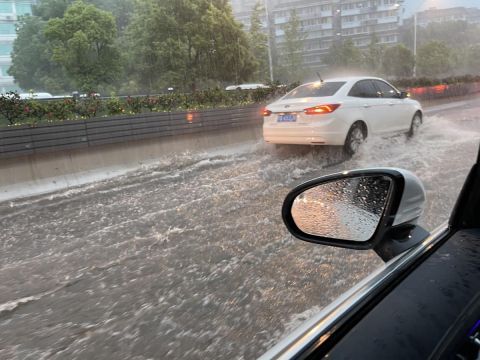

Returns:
407,113,422,138
344,123,365,155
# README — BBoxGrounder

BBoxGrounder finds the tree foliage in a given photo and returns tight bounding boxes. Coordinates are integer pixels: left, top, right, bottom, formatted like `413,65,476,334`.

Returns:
44,0,121,91
362,36,384,74
417,40,453,77
323,39,362,70
466,45,480,74
381,44,414,78
9,16,71,92
279,9,306,83
125,0,256,93
249,2,269,82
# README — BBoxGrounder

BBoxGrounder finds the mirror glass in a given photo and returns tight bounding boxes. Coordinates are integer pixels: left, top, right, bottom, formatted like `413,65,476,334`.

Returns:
291,175,392,242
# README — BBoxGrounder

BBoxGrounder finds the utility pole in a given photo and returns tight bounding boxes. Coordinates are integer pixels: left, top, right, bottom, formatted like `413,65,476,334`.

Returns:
263,0,274,82
333,0,343,45
413,12,417,77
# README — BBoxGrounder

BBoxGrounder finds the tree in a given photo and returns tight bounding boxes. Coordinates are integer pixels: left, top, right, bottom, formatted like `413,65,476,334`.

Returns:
33,0,72,20
125,0,256,92
417,40,453,77
90,0,135,32
249,2,269,82
362,35,384,74
9,16,71,92
323,39,362,71
44,0,121,91
279,9,306,83
381,44,414,78
466,45,480,74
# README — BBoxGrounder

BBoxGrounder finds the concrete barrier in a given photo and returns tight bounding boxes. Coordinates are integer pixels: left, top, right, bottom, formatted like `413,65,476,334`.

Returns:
0,119,263,202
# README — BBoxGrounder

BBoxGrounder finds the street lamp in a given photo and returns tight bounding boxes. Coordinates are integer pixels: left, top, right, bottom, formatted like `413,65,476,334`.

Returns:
397,0,434,77
263,0,274,83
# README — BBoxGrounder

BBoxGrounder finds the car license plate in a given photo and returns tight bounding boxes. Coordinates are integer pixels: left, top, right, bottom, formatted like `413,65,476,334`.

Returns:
278,114,297,122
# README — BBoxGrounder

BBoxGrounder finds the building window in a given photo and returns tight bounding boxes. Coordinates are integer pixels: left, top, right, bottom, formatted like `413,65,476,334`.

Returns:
0,64,10,76
0,1,13,13
0,43,12,55
16,2,31,15
0,23,15,34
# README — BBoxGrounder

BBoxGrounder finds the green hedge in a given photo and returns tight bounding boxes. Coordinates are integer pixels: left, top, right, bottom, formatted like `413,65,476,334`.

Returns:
0,85,297,126
2,76,479,126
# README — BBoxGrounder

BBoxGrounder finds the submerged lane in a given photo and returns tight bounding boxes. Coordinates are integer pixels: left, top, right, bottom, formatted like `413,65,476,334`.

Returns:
1,99,479,359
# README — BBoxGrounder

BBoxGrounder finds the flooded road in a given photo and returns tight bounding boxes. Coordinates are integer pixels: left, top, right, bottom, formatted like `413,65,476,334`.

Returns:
1,98,479,359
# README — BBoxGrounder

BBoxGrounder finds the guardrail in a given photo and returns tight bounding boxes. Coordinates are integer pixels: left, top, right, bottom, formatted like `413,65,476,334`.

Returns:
0,104,263,159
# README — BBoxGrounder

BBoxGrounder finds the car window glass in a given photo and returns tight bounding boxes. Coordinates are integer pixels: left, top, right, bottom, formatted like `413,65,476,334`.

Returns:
373,80,399,98
283,82,346,99
348,80,379,98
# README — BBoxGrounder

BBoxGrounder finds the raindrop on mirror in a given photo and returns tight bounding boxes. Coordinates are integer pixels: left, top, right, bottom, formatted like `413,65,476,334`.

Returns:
291,176,392,242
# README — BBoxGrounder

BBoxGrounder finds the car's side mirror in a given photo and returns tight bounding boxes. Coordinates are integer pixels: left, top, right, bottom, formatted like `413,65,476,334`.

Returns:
282,168,430,261
399,91,409,99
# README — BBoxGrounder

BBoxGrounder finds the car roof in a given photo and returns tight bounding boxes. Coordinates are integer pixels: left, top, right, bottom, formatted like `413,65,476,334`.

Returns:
304,76,386,84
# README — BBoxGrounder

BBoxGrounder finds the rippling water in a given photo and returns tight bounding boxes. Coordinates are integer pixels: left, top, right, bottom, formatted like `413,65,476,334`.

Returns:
1,103,479,359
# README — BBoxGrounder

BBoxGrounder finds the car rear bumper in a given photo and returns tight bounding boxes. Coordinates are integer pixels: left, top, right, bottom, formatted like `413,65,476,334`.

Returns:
263,123,347,146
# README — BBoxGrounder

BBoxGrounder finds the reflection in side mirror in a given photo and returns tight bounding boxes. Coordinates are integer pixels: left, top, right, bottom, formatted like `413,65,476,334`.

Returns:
291,176,392,242
282,168,430,261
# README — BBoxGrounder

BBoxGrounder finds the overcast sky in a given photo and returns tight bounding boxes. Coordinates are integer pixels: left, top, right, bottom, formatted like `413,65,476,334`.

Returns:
403,0,480,16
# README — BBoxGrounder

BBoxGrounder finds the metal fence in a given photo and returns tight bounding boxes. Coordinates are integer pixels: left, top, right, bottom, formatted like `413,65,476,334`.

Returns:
0,105,263,159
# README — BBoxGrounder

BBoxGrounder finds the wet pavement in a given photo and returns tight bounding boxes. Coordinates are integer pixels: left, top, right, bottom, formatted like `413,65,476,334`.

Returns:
1,98,480,359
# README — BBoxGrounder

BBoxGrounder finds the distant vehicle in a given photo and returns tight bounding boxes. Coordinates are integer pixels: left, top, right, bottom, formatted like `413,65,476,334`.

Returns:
262,76,422,155
71,92,101,99
19,92,54,100
225,83,269,91
79,93,101,98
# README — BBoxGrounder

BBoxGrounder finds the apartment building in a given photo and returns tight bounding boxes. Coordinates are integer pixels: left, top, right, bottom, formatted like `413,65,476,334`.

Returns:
231,0,404,72
230,0,278,30
0,0,34,93
414,6,480,27
272,0,403,70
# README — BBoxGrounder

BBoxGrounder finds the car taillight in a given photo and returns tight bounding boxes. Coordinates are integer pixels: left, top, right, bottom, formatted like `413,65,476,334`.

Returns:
304,104,341,115
263,108,272,117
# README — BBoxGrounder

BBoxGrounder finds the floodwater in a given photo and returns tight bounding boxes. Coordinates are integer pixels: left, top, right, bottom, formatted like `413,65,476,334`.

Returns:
1,99,479,359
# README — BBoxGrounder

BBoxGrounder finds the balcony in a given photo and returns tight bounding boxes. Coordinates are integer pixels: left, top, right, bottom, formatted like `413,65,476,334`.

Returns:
0,14,16,21
341,8,361,16
358,6,377,14
377,16,399,24
342,20,362,28
361,19,378,26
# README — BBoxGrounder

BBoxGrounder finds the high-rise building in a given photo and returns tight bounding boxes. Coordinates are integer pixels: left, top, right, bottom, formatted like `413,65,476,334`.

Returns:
273,0,404,71
230,0,404,74
413,6,480,27
0,0,34,93
230,0,279,30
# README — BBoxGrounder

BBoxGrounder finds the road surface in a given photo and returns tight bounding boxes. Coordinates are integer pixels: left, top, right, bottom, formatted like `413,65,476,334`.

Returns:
1,98,479,359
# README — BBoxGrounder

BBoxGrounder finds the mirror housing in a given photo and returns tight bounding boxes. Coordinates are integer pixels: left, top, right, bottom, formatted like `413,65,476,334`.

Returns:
282,168,430,262
399,91,409,99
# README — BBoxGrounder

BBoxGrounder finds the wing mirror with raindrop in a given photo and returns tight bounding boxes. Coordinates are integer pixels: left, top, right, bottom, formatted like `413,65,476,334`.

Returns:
282,168,430,262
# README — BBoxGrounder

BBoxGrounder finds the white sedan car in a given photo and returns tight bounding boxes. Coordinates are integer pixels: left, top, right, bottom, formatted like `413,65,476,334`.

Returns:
226,83,269,91
263,77,423,154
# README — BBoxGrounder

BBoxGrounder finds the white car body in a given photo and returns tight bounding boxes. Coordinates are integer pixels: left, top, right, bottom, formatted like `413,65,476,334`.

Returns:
226,83,269,91
263,76,422,146
19,92,54,100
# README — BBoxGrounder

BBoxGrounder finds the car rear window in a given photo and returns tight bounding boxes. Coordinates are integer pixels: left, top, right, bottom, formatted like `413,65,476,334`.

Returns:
283,82,346,99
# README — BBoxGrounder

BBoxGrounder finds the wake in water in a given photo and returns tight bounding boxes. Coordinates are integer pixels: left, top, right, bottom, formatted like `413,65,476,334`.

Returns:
1,110,479,360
